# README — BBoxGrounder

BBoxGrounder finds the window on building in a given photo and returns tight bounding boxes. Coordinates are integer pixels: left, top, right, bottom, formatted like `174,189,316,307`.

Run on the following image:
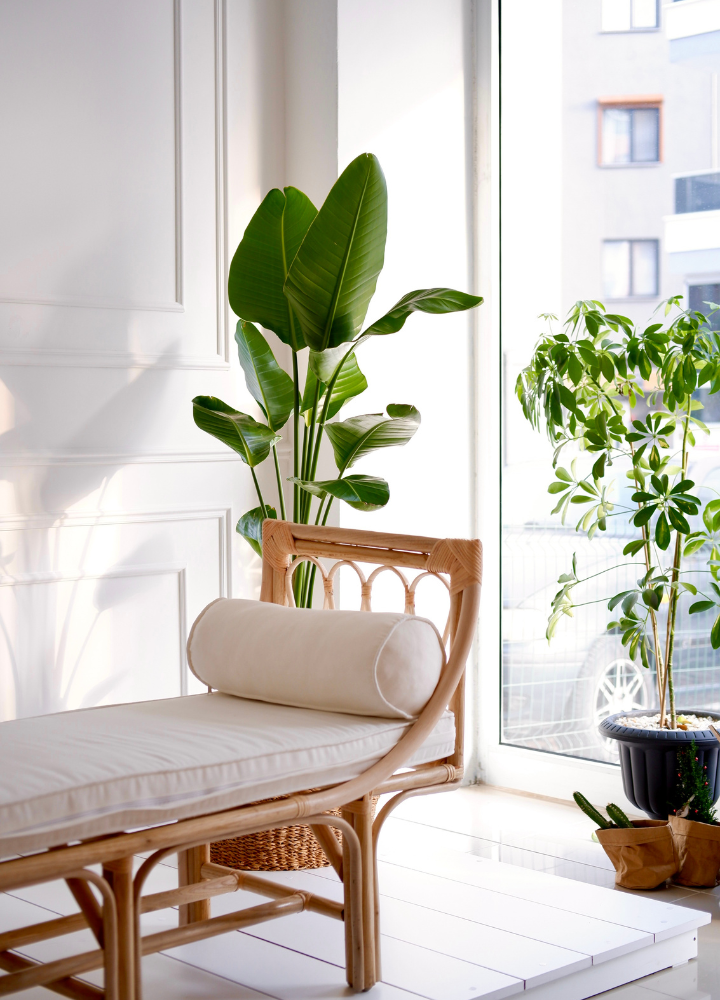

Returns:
601,104,660,164
601,0,658,31
603,239,659,298
689,283,720,327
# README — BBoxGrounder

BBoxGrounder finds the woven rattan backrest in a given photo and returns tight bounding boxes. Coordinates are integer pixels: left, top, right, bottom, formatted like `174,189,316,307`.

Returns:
260,522,482,777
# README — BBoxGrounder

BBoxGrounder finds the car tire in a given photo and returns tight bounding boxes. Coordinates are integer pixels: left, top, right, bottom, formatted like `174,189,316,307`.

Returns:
572,636,655,753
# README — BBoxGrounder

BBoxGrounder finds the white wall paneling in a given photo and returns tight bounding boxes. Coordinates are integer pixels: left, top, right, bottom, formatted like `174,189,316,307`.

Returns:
0,507,231,720
0,0,228,369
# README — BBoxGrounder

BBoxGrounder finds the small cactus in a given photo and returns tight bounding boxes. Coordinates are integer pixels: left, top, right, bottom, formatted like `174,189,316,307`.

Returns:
573,791,612,829
606,803,633,829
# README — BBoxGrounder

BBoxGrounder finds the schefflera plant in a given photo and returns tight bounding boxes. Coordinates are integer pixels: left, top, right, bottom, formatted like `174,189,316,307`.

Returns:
192,153,482,606
516,297,720,729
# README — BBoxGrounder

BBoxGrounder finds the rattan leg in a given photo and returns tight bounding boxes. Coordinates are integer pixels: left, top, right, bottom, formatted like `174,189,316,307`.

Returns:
355,796,377,989
340,808,361,991
178,845,210,925
103,857,134,1000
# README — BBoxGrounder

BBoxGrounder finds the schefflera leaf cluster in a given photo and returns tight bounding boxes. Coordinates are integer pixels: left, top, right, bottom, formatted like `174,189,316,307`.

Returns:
516,297,720,728
193,153,482,606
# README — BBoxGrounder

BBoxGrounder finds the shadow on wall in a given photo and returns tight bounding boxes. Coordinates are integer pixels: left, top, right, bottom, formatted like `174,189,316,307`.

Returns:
0,275,182,718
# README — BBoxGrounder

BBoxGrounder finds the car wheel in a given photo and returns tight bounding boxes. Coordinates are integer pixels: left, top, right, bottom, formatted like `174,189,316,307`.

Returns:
572,637,655,754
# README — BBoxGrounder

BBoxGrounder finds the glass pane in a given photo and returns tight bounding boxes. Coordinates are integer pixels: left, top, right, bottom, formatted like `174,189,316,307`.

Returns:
631,108,659,162
676,172,720,213
602,0,631,32
689,283,720,326
501,0,720,765
603,108,631,164
631,240,657,295
603,240,630,297
631,0,657,28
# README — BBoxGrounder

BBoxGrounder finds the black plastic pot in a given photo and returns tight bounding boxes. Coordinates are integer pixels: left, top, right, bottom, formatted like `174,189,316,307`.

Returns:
599,710,720,820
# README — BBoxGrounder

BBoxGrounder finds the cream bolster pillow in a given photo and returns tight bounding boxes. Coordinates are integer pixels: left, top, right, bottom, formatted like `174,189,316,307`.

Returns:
187,598,446,720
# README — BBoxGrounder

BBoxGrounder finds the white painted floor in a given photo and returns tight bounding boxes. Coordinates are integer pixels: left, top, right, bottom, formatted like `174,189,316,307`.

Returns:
1,785,718,999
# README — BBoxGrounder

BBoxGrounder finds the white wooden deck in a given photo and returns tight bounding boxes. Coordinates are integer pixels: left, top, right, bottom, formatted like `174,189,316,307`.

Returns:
0,843,710,1000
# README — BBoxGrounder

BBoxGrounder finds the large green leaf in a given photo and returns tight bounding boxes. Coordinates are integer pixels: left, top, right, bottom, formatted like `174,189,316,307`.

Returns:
324,405,421,473
284,154,387,352
301,352,367,421
289,475,389,511
192,396,279,467
228,186,317,350
362,288,483,336
236,505,277,557
235,320,294,431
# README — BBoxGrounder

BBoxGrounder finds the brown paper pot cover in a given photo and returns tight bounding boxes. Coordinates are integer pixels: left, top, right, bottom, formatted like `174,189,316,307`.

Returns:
669,814,720,887
596,819,679,889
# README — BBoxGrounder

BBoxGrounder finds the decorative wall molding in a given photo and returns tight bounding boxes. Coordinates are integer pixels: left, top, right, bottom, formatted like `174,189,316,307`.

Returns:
0,348,230,370
0,563,190,695
215,0,229,363
0,451,241,467
0,0,230,371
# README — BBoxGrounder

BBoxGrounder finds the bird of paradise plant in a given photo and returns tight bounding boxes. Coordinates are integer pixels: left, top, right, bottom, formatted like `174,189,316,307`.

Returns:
192,153,482,605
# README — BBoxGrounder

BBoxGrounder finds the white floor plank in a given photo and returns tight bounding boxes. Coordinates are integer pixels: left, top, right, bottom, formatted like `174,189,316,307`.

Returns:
207,887,525,1000
384,850,711,940
166,930,432,1000
212,871,590,988
522,930,699,1000
375,863,652,963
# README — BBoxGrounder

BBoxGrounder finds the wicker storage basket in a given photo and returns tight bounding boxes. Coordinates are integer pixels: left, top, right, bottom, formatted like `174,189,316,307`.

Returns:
211,819,341,871
210,792,342,871
211,793,377,871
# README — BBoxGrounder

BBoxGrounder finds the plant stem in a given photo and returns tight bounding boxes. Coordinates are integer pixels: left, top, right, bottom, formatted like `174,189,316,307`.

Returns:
308,355,349,482
630,441,665,722
250,468,268,520
664,395,693,729
302,382,321,523
305,497,335,606
272,445,286,520
292,351,300,523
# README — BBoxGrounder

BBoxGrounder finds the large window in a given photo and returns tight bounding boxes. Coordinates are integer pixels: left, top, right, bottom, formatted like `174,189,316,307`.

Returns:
501,0,720,765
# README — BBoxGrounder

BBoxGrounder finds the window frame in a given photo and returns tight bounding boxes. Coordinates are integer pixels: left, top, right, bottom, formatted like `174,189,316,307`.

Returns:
602,238,660,299
600,0,660,33
598,96,663,166
476,0,649,810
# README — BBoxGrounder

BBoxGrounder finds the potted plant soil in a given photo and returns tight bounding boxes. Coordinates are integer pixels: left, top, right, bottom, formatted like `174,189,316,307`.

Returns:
574,792,678,889
668,740,720,887
517,300,720,817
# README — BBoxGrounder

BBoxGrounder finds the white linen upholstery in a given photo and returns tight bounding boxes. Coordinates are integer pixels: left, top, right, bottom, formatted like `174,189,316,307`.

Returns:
187,599,445,720
0,693,455,857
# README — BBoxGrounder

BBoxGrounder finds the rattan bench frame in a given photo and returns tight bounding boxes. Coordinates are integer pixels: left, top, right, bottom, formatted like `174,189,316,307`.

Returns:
0,522,481,997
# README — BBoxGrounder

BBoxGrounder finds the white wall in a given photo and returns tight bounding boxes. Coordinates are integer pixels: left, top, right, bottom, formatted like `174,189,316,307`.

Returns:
0,0,481,731
335,0,478,543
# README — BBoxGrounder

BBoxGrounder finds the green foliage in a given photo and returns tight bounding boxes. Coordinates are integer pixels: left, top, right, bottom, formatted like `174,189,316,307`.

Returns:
324,406,421,474
228,186,316,351
235,320,294,431
518,298,720,726
236,505,277,557
574,792,634,829
192,396,280,467
671,741,718,824
290,474,390,511
193,154,483,605
606,803,633,828
573,792,612,829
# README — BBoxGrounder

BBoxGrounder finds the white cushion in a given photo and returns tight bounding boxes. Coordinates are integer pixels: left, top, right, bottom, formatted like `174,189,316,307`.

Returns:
0,693,455,857
188,599,445,720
